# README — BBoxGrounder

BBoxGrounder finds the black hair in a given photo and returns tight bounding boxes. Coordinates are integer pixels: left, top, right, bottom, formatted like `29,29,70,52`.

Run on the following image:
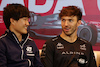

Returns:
3,3,30,29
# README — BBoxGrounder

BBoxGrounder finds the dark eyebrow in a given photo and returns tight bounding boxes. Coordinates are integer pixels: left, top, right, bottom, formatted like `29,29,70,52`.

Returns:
69,18,72,20
61,18,73,20
61,18,66,20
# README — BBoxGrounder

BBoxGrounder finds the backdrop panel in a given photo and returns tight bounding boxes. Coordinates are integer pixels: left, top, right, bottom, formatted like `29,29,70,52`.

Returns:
0,0,100,50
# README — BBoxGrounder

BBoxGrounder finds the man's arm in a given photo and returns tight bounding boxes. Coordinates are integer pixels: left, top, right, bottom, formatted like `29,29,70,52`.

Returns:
0,40,7,67
89,44,97,67
34,48,44,67
41,40,54,67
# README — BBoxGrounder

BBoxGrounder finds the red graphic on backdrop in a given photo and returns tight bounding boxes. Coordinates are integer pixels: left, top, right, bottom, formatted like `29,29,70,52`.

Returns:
82,0,100,15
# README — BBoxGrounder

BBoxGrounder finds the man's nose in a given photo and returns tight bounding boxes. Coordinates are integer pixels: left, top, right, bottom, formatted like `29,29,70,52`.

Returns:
64,21,69,26
26,21,30,26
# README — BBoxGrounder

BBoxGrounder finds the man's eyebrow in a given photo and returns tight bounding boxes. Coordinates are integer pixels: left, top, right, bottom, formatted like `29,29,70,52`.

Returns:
68,18,73,20
62,18,73,20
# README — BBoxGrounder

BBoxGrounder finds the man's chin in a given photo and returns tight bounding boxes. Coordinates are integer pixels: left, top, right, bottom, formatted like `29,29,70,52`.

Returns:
21,31,28,34
65,34,71,36
64,32,72,36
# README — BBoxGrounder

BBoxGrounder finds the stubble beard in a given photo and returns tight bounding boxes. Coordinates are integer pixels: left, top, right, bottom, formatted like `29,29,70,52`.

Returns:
62,28,77,36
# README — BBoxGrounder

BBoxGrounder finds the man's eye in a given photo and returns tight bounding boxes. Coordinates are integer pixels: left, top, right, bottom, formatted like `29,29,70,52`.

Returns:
62,19,66,22
69,19,73,22
24,19,28,21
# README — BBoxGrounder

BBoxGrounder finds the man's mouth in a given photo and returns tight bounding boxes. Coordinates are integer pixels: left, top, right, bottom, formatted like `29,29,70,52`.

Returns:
64,28,70,31
25,27,27,29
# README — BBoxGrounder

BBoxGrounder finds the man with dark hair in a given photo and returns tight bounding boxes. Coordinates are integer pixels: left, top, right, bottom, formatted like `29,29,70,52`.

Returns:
41,6,97,67
0,3,43,67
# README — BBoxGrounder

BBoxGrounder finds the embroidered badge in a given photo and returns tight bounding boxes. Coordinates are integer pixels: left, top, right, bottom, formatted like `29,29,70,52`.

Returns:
26,46,33,53
80,44,86,50
57,43,64,49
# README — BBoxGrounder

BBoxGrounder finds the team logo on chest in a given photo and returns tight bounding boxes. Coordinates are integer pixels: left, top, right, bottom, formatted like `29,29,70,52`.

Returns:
26,46,33,53
80,44,86,50
57,43,64,49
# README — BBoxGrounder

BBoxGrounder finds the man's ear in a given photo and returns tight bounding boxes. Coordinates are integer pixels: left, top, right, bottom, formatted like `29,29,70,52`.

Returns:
10,18,16,25
77,20,81,26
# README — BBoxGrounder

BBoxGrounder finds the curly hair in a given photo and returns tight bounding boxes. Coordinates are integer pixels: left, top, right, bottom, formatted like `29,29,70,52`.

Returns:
3,3,30,29
59,6,82,21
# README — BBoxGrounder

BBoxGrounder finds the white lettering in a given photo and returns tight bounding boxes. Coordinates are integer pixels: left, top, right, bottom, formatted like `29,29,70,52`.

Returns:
62,51,84,55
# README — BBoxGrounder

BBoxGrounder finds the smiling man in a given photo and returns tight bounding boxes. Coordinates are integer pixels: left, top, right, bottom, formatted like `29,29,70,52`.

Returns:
0,3,43,67
41,6,97,67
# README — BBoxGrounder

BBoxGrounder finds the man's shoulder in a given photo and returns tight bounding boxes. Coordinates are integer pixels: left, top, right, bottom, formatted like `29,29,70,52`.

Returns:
78,37,88,42
46,36,59,43
78,37,91,46
0,33,7,40
0,34,8,48
27,38,36,45
28,38,33,41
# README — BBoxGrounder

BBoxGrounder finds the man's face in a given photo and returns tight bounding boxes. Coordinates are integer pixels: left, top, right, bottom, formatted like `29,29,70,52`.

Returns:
13,17,29,35
61,16,81,36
